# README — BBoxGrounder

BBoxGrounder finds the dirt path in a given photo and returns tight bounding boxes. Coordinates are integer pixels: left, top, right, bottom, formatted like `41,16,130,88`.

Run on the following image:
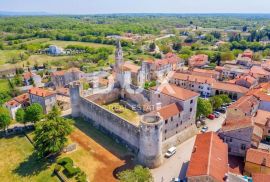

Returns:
70,129,133,182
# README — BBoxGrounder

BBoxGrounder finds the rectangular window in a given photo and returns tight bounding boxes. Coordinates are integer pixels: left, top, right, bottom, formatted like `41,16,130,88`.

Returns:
241,144,246,150
190,100,193,104
190,108,192,112
171,117,173,121
230,138,233,142
165,120,168,124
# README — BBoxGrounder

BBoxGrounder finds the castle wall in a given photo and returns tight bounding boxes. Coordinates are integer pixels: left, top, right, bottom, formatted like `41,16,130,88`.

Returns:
79,97,140,152
86,88,120,105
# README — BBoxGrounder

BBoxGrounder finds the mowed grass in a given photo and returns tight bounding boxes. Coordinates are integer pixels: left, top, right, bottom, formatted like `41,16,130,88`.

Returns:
102,102,140,125
0,79,10,92
0,135,59,182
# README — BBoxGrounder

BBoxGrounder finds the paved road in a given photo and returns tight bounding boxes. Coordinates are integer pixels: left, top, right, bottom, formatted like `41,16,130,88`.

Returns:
151,113,226,182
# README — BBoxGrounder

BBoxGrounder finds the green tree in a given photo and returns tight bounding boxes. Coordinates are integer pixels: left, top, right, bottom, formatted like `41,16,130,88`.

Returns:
219,94,232,104
25,103,43,123
46,105,61,120
196,98,212,119
117,165,153,182
15,108,26,124
149,42,156,52
209,96,223,110
33,117,73,157
0,107,12,132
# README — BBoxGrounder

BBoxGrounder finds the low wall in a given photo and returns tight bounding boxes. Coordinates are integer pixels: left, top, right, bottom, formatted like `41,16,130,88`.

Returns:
162,125,198,153
79,97,140,152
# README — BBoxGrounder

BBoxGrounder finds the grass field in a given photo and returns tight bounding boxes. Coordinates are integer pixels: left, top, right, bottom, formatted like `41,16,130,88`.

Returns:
102,102,141,125
0,50,25,65
0,135,59,182
63,118,132,182
0,79,10,92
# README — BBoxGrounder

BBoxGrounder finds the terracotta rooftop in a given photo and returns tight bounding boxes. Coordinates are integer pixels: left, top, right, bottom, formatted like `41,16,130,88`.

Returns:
222,117,253,132
235,75,257,85
29,87,55,97
23,72,34,80
253,110,270,126
246,148,270,168
250,66,270,77
172,72,216,84
192,68,220,76
14,93,29,103
228,95,259,114
150,84,199,101
186,132,228,182
247,83,270,102
212,82,249,94
252,173,270,182
5,99,20,107
51,70,65,76
189,54,209,67
156,103,183,120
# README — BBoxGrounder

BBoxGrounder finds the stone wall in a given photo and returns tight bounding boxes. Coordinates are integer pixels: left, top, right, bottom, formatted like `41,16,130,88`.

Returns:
79,97,140,152
86,88,120,105
162,125,198,153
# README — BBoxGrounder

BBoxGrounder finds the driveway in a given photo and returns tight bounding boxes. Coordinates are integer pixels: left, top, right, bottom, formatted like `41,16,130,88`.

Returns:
151,114,226,182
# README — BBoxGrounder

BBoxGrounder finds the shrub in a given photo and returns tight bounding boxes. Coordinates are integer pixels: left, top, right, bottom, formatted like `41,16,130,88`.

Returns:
76,171,87,182
54,164,62,172
64,163,81,177
57,157,73,166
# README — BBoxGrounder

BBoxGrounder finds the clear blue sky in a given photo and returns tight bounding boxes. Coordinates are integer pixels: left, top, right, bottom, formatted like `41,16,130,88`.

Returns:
1,0,270,14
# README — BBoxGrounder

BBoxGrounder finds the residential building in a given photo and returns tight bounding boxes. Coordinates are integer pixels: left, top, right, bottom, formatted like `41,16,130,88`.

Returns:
48,45,64,55
212,82,249,100
4,93,29,119
249,66,270,83
244,149,270,176
232,75,258,89
51,67,84,88
29,87,57,114
253,110,270,140
215,65,249,79
188,54,209,68
236,50,253,67
191,68,220,79
170,72,216,97
186,132,229,182
219,117,263,157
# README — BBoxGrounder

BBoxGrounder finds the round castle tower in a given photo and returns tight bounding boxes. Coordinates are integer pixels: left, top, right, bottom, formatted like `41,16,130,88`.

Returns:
138,114,163,168
69,81,83,117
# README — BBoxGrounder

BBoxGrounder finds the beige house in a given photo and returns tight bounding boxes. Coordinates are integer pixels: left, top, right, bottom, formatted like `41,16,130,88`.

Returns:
51,68,84,88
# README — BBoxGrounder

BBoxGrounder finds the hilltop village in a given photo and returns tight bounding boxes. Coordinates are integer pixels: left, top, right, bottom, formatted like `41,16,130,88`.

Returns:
1,15,270,182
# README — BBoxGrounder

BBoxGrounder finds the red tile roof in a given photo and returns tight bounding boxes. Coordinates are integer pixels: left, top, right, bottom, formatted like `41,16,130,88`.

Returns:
189,54,209,67
212,82,249,94
29,87,55,97
51,70,65,76
23,72,33,80
187,132,228,182
253,110,270,126
246,148,270,168
123,62,140,73
222,117,253,132
14,93,29,103
150,84,199,101
228,95,259,114
252,173,270,182
156,103,183,120
247,83,270,102
250,66,270,77
172,72,216,84
5,99,20,107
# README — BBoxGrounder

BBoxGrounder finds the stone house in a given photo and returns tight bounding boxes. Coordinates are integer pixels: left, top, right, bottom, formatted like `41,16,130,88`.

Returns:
187,132,229,182
212,82,249,100
219,117,263,157
51,68,84,88
244,148,270,176
191,68,220,80
29,87,57,114
253,110,270,140
149,84,199,141
233,75,258,89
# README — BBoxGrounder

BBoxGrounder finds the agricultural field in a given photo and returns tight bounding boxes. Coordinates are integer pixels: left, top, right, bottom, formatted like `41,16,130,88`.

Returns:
45,40,114,49
0,79,10,92
0,135,59,182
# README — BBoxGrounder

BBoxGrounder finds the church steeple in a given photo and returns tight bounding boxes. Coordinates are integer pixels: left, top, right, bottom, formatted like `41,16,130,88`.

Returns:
115,39,124,71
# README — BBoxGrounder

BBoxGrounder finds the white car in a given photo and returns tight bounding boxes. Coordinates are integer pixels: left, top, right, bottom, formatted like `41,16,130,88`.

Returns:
171,177,180,182
201,126,208,133
165,147,176,158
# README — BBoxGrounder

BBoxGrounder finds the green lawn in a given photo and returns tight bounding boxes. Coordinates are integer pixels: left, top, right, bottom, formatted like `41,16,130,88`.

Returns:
0,79,10,92
102,102,140,125
0,50,25,65
0,135,59,182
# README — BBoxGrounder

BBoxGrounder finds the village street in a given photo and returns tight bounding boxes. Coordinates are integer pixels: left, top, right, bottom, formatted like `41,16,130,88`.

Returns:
151,114,226,182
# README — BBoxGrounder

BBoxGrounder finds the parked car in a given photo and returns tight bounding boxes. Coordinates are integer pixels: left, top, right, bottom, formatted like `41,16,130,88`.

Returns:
171,177,181,182
213,112,220,118
165,146,176,158
201,126,208,133
207,114,215,120
216,108,226,113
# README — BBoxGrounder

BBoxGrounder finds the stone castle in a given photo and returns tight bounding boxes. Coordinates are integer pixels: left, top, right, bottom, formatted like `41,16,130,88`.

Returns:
69,41,198,168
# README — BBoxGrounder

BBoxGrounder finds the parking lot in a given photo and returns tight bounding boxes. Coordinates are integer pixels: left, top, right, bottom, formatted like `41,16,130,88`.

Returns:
151,113,226,182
